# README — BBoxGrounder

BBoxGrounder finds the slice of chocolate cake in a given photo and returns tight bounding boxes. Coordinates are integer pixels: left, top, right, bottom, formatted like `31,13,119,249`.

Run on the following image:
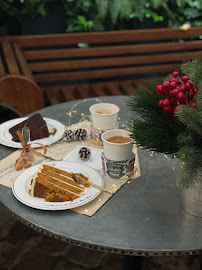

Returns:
9,113,49,142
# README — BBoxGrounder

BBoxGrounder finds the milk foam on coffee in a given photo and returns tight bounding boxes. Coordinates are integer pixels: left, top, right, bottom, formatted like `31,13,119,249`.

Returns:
106,136,132,144
95,110,112,114
102,129,133,161
90,103,119,130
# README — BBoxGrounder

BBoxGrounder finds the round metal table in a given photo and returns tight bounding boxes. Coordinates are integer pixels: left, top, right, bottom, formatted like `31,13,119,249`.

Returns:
0,96,201,257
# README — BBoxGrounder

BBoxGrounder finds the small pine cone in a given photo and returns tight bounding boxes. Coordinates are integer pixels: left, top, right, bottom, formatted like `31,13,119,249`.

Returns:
63,129,75,141
79,147,91,160
75,128,87,140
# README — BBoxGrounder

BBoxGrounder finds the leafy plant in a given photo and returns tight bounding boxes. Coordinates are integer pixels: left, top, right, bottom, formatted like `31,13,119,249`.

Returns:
1,0,202,32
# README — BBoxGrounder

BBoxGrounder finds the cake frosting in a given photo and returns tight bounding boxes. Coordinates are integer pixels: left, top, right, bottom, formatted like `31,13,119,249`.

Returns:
29,162,89,202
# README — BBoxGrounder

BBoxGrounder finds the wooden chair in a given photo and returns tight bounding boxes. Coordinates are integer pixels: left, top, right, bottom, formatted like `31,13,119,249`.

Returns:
0,40,44,115
0,75,44,116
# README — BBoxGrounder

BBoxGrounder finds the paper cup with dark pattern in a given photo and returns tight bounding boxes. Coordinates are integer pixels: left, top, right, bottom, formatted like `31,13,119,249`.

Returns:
101,152,135,179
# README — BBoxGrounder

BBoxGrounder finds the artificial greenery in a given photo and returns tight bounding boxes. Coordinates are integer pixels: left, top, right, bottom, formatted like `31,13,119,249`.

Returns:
128,60,202,188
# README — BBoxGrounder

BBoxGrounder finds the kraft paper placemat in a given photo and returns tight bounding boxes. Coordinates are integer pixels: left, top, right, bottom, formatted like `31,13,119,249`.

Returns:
0,120,141,216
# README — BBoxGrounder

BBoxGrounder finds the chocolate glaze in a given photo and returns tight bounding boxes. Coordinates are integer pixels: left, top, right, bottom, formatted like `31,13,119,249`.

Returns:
9,113,49,142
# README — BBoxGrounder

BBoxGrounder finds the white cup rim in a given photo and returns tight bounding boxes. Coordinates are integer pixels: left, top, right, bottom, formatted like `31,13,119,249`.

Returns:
89,103,119,116
101,129,133,146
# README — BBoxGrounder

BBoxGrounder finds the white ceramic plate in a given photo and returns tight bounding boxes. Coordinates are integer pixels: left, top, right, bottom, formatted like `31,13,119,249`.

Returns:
0,117,65,148
12,161,104,210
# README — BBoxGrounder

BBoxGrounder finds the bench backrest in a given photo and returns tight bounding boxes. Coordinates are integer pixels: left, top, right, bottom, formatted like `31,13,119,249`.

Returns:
1,27,202,87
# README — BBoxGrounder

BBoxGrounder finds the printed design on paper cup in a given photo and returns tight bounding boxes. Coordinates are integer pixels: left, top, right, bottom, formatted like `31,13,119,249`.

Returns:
90,126,104,142
106,162,126,179
101,152,136,179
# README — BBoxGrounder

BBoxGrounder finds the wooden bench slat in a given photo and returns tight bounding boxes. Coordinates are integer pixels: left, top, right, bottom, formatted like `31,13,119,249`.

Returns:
13,43,34,80
3,27,202,47
105,82,122,96
0,57,5,77
29,50,202,72
44,87,62,105
61,86,76,101
1,40,20,75
90,83,107,97
119,81,134,95
75,84,91,99
34,63,181,83
23,40,202,60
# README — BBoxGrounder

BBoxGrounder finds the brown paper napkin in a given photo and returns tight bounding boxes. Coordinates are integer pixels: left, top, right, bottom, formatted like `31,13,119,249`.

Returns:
0,120,141,216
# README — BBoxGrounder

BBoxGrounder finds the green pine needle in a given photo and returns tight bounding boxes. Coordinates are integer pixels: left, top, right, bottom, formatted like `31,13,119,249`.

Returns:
128,82,185,155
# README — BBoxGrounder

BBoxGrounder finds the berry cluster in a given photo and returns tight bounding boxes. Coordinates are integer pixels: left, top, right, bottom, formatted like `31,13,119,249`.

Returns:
156,71,198,118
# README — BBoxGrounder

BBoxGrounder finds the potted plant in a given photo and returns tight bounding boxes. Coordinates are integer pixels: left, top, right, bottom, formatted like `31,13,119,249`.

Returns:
128,59,202,217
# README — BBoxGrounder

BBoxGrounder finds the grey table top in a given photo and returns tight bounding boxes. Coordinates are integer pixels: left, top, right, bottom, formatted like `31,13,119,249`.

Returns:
0,96,201,256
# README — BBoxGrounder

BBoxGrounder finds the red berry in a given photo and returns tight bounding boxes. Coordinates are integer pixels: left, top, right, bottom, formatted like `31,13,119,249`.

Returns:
171,89,178,96
172,71,179,78
178,99,186,105
181,76,189,83
185,82,193,91
188,91,194,101
163,106,171,112
170,78,176,83
177,92,186,104
163,99,170,107
180,85,186,93
192,87,199,94
176,79,182,85
162,81,170,90
156,85,164,95
158,100,164,107
177,92,185,100
170,81,177,89
190,102,198,109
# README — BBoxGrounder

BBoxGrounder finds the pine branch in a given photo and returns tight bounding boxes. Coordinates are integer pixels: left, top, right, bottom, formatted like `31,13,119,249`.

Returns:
195,89,202,110
177,142,202,188
177,132,194,147
176,105,202,136
177,164,199,188
181,59,202,90
128,82,185,155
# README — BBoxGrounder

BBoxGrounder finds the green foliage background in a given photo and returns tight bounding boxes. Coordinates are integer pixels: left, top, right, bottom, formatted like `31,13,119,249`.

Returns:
1,0,202,32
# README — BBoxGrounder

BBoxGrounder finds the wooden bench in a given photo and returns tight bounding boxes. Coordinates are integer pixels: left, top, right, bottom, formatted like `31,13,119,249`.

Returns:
1,27,202,105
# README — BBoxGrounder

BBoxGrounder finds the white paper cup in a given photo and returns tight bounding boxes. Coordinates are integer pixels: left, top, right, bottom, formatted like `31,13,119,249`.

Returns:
101,129,133,161
89,103,119,130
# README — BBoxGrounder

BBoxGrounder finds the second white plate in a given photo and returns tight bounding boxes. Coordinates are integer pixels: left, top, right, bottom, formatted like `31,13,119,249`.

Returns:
0,117,65,148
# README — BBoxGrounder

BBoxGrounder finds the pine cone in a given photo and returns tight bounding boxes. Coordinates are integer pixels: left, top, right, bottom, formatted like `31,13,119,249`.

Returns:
79,147,91,160
75,128,87,140
63,129,74,141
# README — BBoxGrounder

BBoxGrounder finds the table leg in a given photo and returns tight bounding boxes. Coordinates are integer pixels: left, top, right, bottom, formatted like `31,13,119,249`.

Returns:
123,255,142,270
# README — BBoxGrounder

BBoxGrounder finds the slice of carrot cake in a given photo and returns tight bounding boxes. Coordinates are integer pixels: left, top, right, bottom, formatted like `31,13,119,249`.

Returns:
29,162,89,202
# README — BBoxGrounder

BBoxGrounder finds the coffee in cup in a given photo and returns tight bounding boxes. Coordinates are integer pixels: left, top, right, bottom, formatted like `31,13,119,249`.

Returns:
102,129,133,161
106,136,132,144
